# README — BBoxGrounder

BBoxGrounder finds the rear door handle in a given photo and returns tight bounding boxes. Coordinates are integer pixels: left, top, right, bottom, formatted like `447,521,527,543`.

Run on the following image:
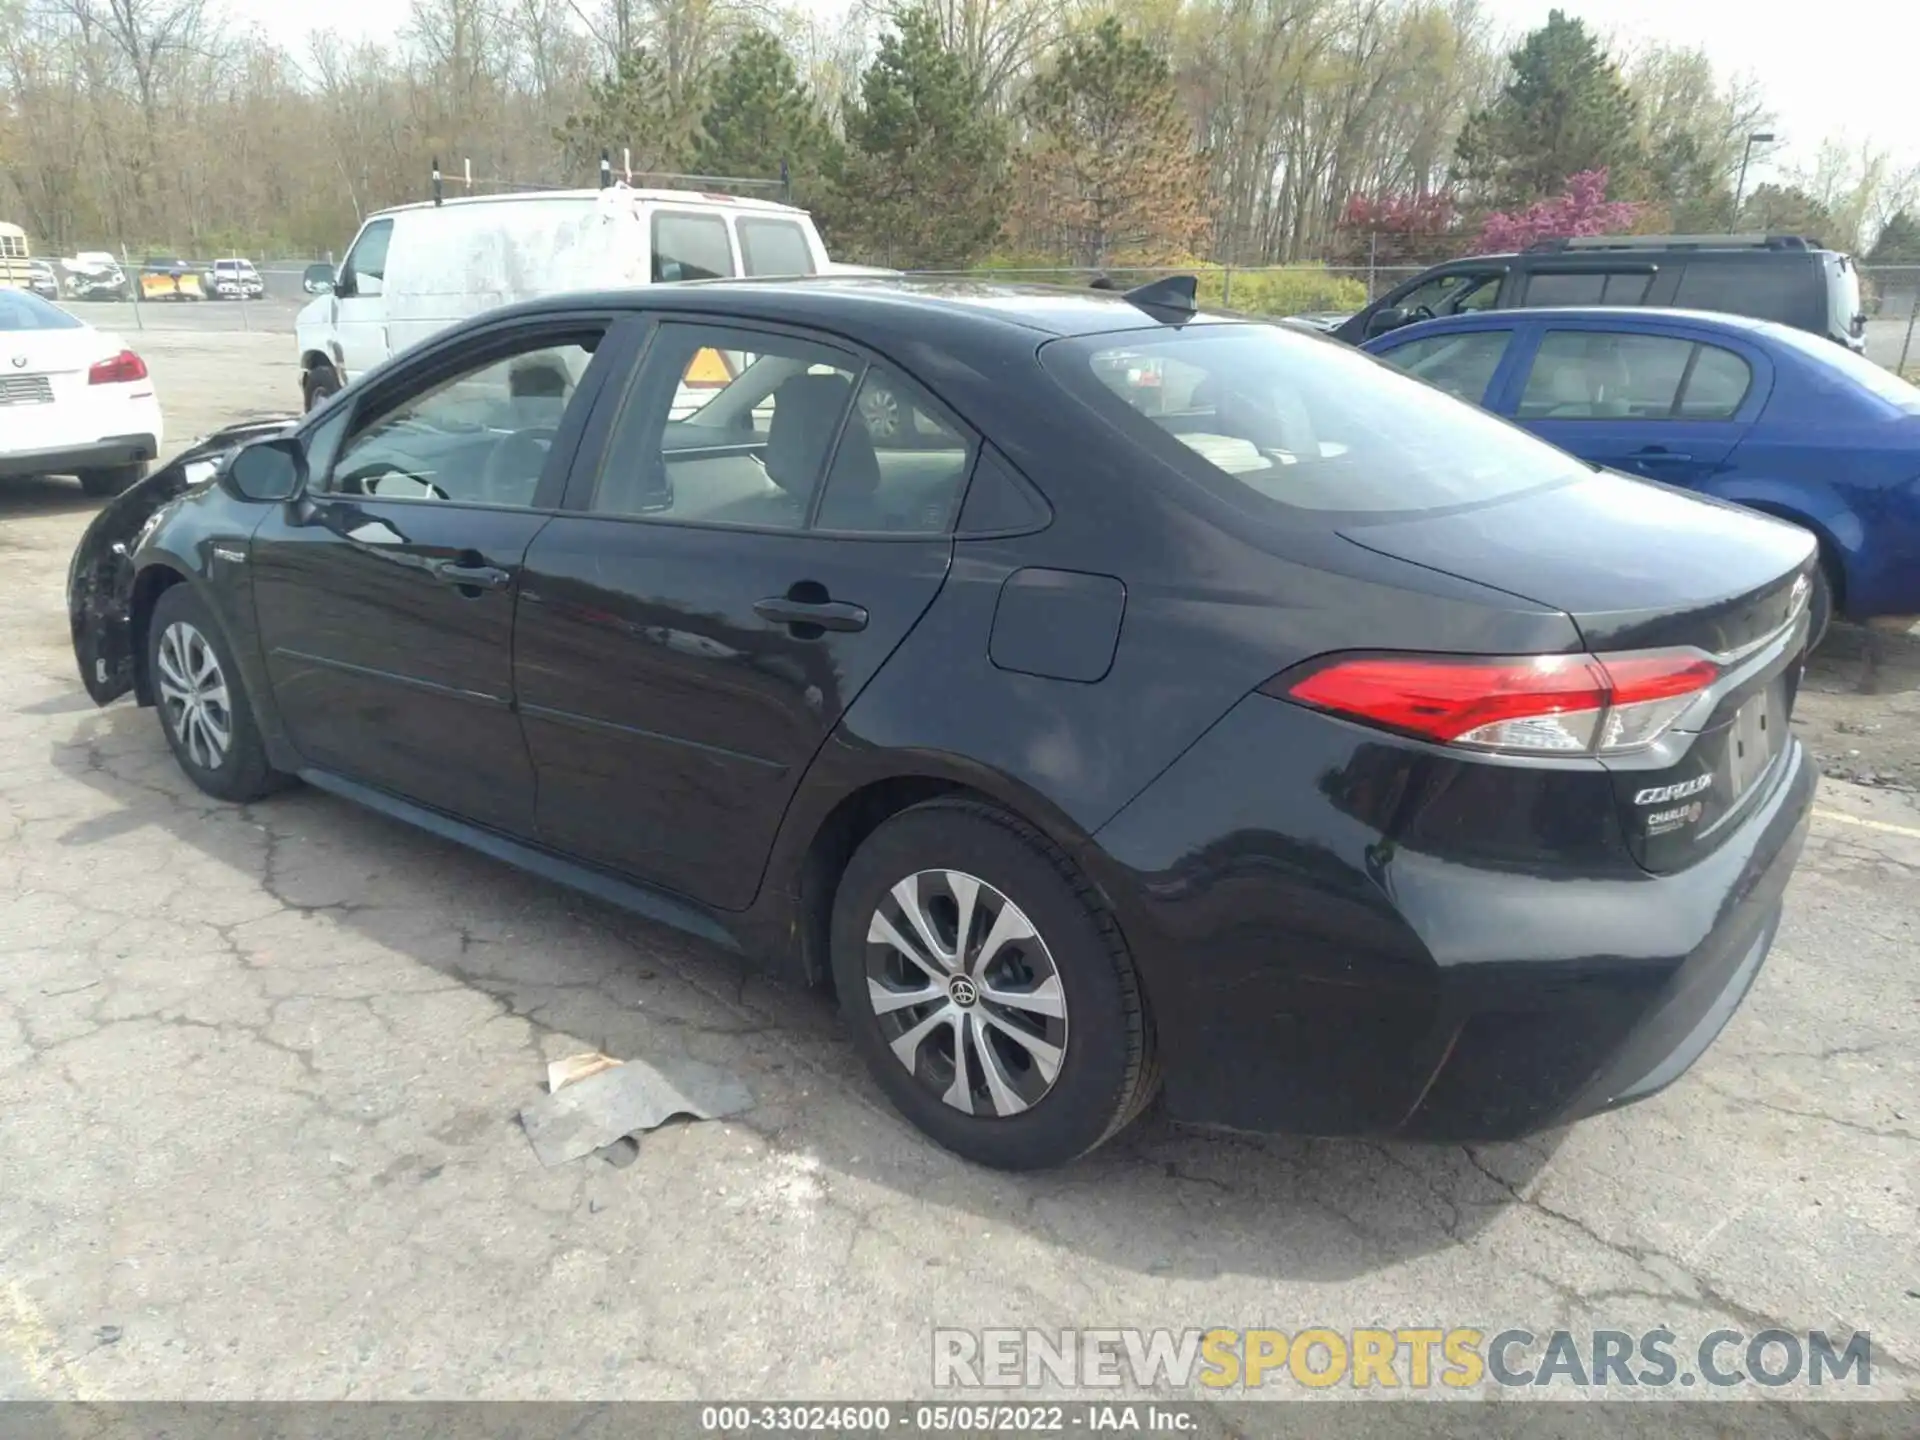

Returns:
433,561,511,591
1630,448,1693,464
754,597,869,633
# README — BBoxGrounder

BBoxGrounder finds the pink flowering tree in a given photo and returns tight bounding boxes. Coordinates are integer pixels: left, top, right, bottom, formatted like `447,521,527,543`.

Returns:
1476,169,1645,251
1336,191,1461,266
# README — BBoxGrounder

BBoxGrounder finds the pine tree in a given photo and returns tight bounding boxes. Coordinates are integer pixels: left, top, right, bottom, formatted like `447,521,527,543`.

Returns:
1017,17,1208,268
555,50,692,179
1740,184,1836,243
826,9,1008,268
1455,10,1644,206
1867,211,1920,264
693,30,836,195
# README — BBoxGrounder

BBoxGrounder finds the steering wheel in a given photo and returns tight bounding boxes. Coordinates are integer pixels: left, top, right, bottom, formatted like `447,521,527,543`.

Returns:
1409,304,1436,322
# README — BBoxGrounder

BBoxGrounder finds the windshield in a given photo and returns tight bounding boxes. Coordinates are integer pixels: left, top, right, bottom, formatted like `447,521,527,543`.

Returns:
1043,323,1587,516
0,289,82,330
1765,322,1920,413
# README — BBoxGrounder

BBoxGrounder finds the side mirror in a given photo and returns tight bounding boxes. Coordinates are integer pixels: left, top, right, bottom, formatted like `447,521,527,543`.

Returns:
221,437,307,503
1365,306,1412,338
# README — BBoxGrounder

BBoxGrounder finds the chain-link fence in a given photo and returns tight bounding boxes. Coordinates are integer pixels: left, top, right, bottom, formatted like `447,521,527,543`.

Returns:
1862,265,1919,375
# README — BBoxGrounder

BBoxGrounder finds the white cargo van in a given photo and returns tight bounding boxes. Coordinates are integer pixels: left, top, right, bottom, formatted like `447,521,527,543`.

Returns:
294,186,833,410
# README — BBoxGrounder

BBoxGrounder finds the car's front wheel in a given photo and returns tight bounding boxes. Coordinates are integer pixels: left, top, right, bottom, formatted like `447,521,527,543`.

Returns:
830,798,1157,1169
147,585,287,803
303,363,341,412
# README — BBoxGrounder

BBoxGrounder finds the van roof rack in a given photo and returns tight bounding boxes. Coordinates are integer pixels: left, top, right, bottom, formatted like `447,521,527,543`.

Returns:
1524,234,1821,254
429,153,793,207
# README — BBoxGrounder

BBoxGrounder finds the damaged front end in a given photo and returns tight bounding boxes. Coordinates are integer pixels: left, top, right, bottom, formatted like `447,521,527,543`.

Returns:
67,416,296,705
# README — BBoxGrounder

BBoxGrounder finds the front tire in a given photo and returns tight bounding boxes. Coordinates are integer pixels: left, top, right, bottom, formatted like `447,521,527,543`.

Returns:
830,798,1157,1169
147,585,286,803
303,363,341,412
78,463,147,497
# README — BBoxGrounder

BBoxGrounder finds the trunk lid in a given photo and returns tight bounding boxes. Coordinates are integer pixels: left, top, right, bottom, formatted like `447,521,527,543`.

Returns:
1340,468,1815,873
1337,469,1814,656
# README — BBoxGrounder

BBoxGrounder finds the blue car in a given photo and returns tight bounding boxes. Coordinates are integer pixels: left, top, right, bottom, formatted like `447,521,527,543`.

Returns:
1363,307,1920,641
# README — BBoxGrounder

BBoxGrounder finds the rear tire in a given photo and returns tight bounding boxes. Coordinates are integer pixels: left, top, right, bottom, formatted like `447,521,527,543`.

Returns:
78,463,147,498
830,798,1157,1170
147,584,288,803
303,363,341,412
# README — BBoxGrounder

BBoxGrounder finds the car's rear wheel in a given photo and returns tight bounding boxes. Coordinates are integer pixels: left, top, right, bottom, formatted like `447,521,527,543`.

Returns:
830,798,1157,1169
78,463,146,498
147,585,287,803
303,363,341,412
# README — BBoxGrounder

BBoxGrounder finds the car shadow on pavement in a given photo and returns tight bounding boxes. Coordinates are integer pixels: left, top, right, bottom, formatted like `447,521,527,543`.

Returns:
0,474,99,523
49,699,1556,1284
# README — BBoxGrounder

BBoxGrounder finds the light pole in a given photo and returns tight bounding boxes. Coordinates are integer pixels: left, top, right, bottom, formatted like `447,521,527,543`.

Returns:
1732,132,1776,229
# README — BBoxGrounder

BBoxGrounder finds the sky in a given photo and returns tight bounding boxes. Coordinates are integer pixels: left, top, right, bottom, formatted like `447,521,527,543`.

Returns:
223,0,1919,180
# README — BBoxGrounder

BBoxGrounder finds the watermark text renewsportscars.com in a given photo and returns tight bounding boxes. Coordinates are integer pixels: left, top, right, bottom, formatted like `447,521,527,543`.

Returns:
933,1327,1873,1391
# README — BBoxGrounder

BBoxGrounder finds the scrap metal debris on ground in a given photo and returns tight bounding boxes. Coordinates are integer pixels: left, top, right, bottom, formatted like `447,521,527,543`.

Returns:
519,1051,754,1167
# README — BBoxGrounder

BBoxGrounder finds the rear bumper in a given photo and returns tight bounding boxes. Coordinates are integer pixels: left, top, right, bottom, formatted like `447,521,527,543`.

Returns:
0,434,158,478
1085,694,1815,1141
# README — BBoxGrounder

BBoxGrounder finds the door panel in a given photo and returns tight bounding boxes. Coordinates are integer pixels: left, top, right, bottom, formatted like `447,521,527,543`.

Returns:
252,500,549,832
248,320,621,835
514,522,950,908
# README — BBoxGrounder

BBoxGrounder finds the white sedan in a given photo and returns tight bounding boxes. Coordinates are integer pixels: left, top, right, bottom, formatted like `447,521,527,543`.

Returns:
0,288,162,497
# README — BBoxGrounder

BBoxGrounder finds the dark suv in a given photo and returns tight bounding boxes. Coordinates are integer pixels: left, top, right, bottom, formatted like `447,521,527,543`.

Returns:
1336,234,1867,353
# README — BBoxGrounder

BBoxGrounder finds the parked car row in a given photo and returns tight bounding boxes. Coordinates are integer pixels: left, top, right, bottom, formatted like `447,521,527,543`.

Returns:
22,252,271,302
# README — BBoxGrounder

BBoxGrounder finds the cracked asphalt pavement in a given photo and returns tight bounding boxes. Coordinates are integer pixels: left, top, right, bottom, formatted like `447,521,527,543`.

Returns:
0,332,1915,1409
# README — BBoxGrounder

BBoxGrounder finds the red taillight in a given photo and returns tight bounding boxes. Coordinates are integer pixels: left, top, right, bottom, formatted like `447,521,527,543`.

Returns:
1271,650,1720,756
88,349,147,385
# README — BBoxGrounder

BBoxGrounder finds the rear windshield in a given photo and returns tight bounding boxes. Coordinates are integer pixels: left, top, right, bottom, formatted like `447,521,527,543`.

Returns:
1764,322,1920,412
1042,324,1587,516
0,289,81,330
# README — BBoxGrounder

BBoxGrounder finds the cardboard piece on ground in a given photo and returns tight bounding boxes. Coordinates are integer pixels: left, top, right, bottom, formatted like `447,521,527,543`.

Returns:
519,1056,753,1168
547,1051,623,1094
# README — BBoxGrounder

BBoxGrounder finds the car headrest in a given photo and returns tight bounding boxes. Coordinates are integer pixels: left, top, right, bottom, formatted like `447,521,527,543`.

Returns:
766,373,857,496
509,356,570,399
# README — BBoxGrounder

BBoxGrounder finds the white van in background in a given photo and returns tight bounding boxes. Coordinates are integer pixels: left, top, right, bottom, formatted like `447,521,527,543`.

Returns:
294,186,834,410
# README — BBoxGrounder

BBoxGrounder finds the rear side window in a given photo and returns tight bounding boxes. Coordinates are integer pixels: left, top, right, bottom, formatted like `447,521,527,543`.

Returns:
1519,331,1752,420
1677,346,1753,418
738,219,815,277
1519,271,1652,307
651,212,735,282
1045,324,1585,516
1672,260,1806,325
1379,329,1512,403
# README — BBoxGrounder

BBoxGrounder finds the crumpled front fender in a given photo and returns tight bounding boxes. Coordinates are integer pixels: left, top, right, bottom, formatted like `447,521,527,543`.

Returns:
67,415,297,704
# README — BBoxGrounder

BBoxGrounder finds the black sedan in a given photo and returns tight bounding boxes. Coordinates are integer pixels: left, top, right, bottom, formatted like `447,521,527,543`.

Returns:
68,277,1817,1169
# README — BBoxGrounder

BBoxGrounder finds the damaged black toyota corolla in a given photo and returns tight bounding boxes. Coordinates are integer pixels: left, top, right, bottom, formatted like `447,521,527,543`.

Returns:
68,277,1817,1169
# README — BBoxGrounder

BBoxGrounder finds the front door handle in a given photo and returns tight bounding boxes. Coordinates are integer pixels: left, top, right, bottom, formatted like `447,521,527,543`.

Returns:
433,560,511,591
754,596,869,633
1630,447,1693,464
